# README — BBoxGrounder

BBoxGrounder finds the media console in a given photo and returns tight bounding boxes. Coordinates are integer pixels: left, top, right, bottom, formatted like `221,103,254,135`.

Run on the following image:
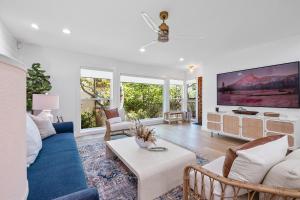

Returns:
206,112,300,149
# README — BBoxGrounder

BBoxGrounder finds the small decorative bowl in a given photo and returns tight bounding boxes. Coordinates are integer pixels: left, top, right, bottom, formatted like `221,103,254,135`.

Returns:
135,137,153,149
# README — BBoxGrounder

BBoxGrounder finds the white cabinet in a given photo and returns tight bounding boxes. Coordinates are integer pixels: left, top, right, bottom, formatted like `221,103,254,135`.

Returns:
206,112,300,149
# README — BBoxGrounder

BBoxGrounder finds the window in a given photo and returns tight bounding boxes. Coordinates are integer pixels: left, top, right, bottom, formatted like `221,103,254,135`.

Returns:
169,80,183,111
80,69,112,129
187,79,196,119
121,75,164,120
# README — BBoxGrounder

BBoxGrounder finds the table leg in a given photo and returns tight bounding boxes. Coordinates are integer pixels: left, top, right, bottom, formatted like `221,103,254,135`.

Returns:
105,146,115,159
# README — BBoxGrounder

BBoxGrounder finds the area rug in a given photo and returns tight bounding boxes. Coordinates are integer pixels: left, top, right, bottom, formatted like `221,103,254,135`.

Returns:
77,137,208,200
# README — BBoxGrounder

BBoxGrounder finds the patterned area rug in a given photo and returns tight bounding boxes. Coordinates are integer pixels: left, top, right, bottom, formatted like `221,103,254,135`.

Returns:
77,137,208,200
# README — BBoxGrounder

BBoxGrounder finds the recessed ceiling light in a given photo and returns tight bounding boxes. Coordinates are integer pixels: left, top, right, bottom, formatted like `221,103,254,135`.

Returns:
62,28,71,35
31,23,39,30
139,48,146,53
179,57,184,62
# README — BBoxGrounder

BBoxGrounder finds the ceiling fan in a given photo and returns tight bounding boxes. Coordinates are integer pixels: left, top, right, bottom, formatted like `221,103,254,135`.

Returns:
140,11,204,52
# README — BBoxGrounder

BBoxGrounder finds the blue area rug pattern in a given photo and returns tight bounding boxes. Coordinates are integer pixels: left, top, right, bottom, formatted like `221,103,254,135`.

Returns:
77,138,208,200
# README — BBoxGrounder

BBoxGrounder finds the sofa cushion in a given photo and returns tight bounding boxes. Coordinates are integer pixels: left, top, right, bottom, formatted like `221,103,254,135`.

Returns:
228,135,288,185
111,121,133,131
223,135,284,177
27,133,87,200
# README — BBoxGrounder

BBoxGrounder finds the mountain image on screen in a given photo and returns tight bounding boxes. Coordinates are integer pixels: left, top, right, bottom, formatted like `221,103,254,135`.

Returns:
217,62,300,108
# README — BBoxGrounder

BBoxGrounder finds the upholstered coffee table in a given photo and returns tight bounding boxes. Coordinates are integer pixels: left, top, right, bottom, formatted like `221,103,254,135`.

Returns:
105,137,196,200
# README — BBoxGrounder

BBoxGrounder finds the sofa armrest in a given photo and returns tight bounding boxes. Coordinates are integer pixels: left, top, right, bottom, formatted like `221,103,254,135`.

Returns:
53,188,99,200
52,122,74,134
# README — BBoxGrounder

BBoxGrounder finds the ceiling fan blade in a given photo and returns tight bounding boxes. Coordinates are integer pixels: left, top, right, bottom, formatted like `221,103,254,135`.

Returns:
172,34,205,40
141,12,160,33
140,40,158,50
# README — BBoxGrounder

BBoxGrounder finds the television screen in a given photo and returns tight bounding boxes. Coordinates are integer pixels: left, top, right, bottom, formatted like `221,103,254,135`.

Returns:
217,62,300,108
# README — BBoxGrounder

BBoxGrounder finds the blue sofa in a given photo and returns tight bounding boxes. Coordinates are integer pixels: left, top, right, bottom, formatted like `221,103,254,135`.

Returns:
27,122,99,200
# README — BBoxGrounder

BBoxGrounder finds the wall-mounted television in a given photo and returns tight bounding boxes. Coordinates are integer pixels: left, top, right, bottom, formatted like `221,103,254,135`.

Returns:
217,62,300,108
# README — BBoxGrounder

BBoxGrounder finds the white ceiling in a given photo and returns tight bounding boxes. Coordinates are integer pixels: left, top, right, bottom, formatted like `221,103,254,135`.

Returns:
1,0,300,69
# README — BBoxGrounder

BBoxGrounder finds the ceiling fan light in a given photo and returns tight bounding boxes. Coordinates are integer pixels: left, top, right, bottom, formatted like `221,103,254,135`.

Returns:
188,65,195,73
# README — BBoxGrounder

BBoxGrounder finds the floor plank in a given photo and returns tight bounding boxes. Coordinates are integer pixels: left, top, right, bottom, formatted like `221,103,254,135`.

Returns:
153,123,245,161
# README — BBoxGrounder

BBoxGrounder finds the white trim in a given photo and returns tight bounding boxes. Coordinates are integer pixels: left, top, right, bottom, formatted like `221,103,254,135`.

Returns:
80,68,113,79
0,54,26,71
121,75,164,85
120,73,166,82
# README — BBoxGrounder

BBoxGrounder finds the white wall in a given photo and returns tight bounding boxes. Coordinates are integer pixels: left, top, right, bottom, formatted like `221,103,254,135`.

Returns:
19,43,185,135
0,20,18,59
202,35,300,129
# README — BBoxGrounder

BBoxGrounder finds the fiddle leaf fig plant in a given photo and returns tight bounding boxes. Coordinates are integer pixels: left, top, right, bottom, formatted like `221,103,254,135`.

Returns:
26,63,52,111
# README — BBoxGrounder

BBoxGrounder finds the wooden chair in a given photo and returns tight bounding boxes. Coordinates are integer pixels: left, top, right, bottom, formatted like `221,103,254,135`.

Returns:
104,108,134,141
104,119,133,141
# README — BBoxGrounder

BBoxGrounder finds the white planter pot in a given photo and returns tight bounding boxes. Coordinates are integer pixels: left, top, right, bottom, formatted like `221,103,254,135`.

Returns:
135,137,153,148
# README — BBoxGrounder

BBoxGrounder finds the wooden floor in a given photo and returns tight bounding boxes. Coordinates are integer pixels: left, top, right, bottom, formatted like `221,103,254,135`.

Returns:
77,122,245,161
153,123,245,161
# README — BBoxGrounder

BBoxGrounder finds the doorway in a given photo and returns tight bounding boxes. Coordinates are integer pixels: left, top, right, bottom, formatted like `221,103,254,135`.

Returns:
197,77,202,125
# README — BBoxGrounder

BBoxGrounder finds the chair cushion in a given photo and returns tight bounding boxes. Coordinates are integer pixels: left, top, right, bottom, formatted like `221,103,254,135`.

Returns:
108,117,122,124
286,148,300,160
27,133,87,200
263,149,300,189
189,156,247,200
223,135,284,177
110,121,133,131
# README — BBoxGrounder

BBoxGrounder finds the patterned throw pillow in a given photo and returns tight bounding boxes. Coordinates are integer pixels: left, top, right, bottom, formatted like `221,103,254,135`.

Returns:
30,115,56,139
104,108,119,119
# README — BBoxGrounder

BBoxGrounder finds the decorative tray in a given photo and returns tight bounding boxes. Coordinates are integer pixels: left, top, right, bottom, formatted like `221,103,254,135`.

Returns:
147,147,168,152
232,110,259,115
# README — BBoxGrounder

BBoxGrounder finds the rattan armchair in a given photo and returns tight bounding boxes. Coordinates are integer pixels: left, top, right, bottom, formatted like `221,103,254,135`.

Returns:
183,164,300,200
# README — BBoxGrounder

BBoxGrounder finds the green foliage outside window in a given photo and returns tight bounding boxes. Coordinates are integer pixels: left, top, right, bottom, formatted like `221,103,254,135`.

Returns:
187,82,197,118
122,82,163,120
170,84,182,111
80,77,111,128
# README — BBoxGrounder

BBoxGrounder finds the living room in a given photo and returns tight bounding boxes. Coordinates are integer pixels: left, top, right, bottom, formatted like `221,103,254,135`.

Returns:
1,1,300,200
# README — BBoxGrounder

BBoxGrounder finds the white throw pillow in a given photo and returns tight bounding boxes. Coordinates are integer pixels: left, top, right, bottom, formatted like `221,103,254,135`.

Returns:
118,108,126,121
30,115,56,139
229,136,288,185
108,116,122,124
26,114,42,166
